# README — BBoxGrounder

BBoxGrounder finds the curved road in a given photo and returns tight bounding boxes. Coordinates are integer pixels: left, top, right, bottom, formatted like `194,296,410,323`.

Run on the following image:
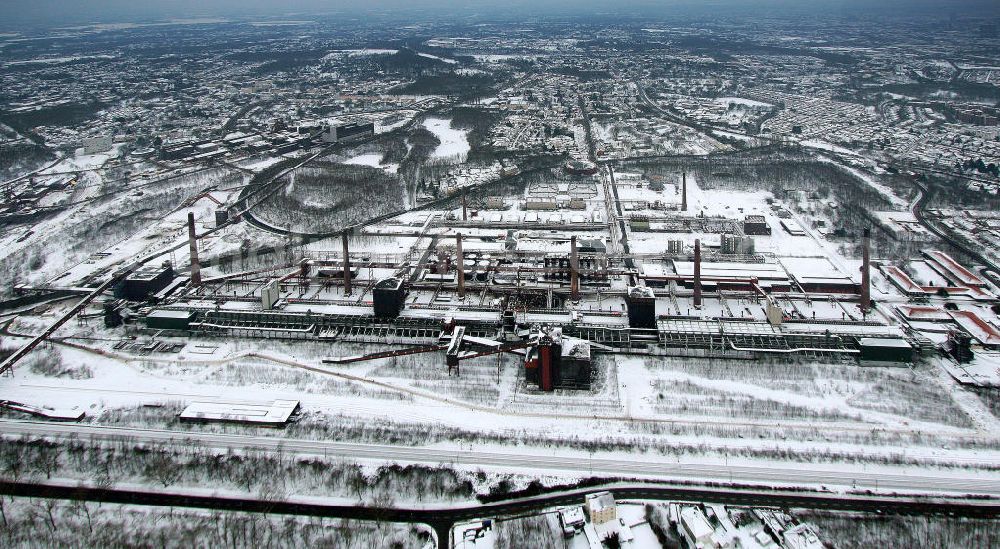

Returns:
1,477,997,549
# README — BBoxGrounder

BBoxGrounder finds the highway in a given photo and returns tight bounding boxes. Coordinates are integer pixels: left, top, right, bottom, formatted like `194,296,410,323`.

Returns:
4,419,1000,499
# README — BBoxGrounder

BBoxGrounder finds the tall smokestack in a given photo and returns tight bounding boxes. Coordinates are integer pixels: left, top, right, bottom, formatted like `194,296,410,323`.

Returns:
570,236,580,302
456,232,465,298
461,192,468,221
693,238,702,307
342,230,352,296
187,212,201,286
860,228,871,313
681,172,688,212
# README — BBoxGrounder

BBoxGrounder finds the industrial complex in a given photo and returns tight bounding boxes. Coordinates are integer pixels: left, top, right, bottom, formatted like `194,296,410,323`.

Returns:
2,10,1000,548
74,164,997,401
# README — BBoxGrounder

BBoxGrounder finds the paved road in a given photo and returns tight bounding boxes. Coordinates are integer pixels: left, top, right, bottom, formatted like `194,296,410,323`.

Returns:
5,419,1000,498
2,478,998,549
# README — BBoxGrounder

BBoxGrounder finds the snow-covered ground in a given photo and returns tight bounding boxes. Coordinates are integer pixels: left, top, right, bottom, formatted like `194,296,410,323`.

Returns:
323,48,398,60
715,97,774,108
811,154,908,209
342,152,399,174
423,117,471,161
38,148,119,173
417,51,458,64
5,314,999,482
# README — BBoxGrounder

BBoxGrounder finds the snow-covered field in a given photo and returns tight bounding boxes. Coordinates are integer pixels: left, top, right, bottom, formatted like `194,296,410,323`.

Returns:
715,97,774,108
417,51,458,64
343,152,399,173
323,48,399,59
423,117,471,161
5,309,999,479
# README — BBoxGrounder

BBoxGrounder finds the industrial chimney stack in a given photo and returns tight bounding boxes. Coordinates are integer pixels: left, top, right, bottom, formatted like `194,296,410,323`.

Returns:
860,228,871,313
342,229,352,296
187,212,201,286
681,172,688,212
693,238,702,307
456,232,465,298
570,236,580,302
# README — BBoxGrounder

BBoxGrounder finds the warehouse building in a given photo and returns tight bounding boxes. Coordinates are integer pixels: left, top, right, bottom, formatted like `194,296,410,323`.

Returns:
117,262,175,301
743,214,772,235
322,121,375,143
145,309,195,332
859,338,914,364
179,399,301,426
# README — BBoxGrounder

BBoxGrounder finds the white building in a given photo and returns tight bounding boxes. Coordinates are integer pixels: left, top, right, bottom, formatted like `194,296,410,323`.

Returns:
558,506,585,537
584,491,617,525
680,506,716,548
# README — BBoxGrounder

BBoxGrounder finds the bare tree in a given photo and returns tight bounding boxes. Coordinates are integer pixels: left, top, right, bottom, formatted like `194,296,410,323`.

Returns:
42,499,59,532
348,469,368,502
91,458,115,490
142,449,183,488
0,440,29,482
68,498,94,534
30,441,61,480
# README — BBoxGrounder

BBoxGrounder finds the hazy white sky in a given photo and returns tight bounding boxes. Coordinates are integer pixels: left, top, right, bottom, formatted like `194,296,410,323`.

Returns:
0,0,994,28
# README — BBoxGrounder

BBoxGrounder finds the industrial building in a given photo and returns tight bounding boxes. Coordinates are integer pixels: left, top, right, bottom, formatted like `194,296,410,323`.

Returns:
117,261,174,301
373,277,406,319
625,286,656,329
565,159,599,175
720,233,755,254
130,212,929,384
859,337,914,364
523,330,593,391
743,214,771,235
145,309,195,332
178,399,301,426
322,121,375,143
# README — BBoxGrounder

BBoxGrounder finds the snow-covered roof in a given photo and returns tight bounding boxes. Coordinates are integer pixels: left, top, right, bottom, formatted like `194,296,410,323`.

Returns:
859,337,912,349
680,507,714,540
179,399,300,425
585,491,616,513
